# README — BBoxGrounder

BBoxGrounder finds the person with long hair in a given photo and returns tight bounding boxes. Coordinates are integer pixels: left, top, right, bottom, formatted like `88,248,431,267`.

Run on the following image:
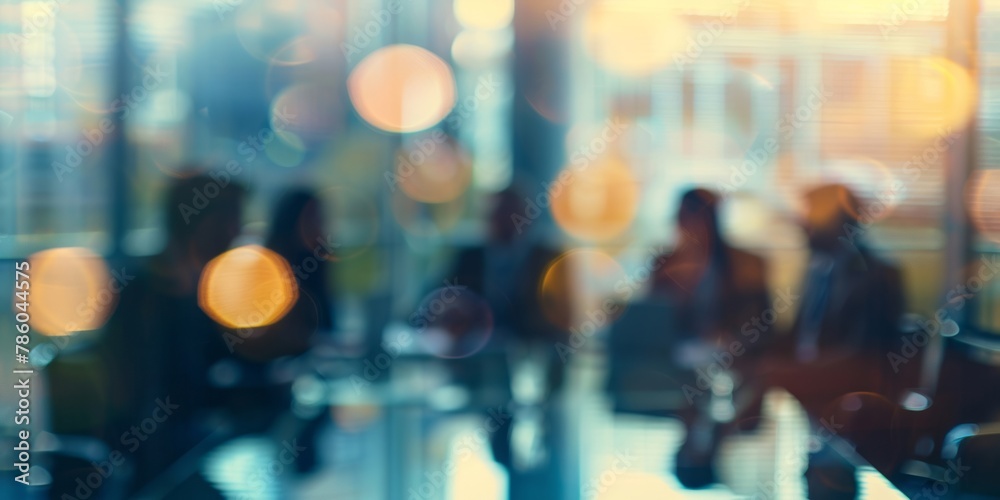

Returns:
264,189,337,345
257,188,339,473
652,188,770,488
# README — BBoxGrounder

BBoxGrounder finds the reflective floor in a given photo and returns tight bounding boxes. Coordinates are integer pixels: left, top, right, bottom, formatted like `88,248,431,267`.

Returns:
200,351,908,500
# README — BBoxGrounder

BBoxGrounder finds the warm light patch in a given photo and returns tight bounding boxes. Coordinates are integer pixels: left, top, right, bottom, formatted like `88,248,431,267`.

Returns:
453,0,514,30
891,58,977,140
814,0,948,24
967,170,1000,243
348,45,456,133
582,0,688,77
594,473,675,500
551,157,639,242
198,245,298,329
540,249,627,331
396,137,472,204
26,247,116,336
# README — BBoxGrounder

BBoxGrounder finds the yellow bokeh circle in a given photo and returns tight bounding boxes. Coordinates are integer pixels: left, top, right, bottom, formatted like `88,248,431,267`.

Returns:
551,157,639,242
348,44,457,133
198,245,299,329
25,247,116,336
582,0,688,76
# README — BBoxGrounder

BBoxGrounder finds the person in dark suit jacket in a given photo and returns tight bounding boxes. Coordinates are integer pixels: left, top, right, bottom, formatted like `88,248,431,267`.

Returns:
650,188,771,488
768,183,907,499
99,172,246,495
775,184,906,407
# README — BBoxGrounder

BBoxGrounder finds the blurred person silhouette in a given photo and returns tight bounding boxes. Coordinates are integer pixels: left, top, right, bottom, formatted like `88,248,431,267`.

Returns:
253,188,339,472
650,188,770,488
98,172,246,496
440,187,570,497
763,183,906,499
446,187,569,395
782,184,904,370
264,188,336,341
226,189,336,362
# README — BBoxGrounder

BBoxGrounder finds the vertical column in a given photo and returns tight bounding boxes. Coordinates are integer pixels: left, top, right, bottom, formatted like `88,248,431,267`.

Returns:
109,0,132,258
921,0,980,390
512,0,569,238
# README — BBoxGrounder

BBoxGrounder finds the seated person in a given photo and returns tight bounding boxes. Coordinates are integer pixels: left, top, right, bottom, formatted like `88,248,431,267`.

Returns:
99,172,246,494
439,187,569,474
650,188,770,488
769,184,905,408
764,183,907,498
443,187,568,393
